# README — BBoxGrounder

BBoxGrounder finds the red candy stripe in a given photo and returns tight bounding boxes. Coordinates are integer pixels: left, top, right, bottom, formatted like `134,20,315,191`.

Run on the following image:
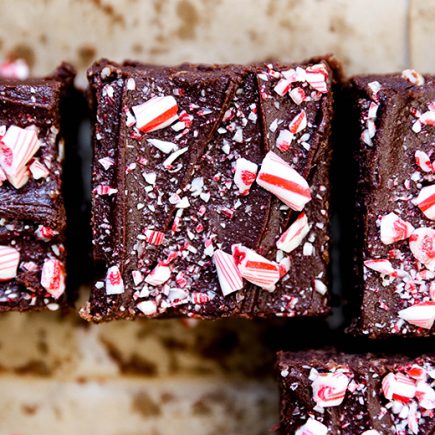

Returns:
380,212,414,245
398,302,435,330
232,244,280,291
311,371,350,407
408,227,435,271
213,249,244,297
234,158,258,196
257,151,311,211
40,258,66,299
414,185,435,220
289,110,307,134
132,96,178,133
144,229,165,246
0,245,20,281
382,372,416,402
276,212,310,253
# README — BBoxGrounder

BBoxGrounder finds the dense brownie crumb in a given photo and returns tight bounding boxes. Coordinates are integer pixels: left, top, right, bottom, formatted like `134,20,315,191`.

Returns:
0,63,76,312
347,70,435,338
82,57,340,321
277,350,435,434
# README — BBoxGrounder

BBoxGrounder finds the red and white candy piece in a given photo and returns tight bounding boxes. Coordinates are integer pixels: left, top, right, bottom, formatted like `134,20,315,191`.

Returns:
407,365,427,381
132,96,178,133
29,158,49,180
137,300,157,316
0,125,40,189
276,129,294,152
0,245,20,281
289,87,306,105
311,371,350,407
416,381,435,409
213,249,244,297
364,258,396,276
305,64,329,93
382,372,416,402
402,69,425,86
420,111,435,127
409,227,435,271
273,78,292,96
94,185,118,196
398,302,435,330
295,418,328,435
276,212,310,253
41,258,65,299
145,262,171,286
289,110,307,134
257,151,311,211
144,229,165,246
380,212,414,245
232,244,280,291
0,59,29,80
413,184,435,220
105,265,124,295
415,150,434,173
233,158,258,196
35,225,58,241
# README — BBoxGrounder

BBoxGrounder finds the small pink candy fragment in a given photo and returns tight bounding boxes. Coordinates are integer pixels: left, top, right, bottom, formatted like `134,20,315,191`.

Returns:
132,96,178,133
275,129,293,152
29,158,49,180
382,372,416,402
94,185,118,196
191,292,210,304
257,151,311,211
0,245,20,281
35,225,58,241
0,125,40,189
41,258,66,299
380,212,414,245
278,257,290,278
305,64,329,93
295,418,328,435
289,110,307,134
364,258,396,275
105,265,124,295
415,150,434,173
145,262,171,286
420,111,435,127
213,249,244,297
398,302,435,330
232,244,280,291
402,69,425,86
407,365,427,381
414,184,435,220
409,227,435,271
233,158,258,196
144,229,165,246
137,300,157,316
131,270,144,286
311,371,350,407
98,157,114,170
276,212,310,253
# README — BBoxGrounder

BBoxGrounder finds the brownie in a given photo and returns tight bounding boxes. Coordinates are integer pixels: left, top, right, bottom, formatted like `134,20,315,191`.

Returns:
0,63,76,311
82,57,339,321
277,350,435,434
347,70,435,338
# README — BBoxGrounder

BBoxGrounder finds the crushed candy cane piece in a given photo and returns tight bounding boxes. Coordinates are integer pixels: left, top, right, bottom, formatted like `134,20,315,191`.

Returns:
289,110,307,134
137,300,157,316
295,417,328,435
420,111,435,127
213,249,244,297
0,125,40,189
402,69,425,86
380,212,414,245
147,138,178,154
232,244,280,291
132,96,178,133
413,184,435,220
311,371,350,407
257,151,311,211
364,258,396,275
398,302,435,330
305,64,329,93
289,87,306,105
29,158,49,180
314,279,327,296
0,59,29,80
105,265,124,295
415,150,433,173
409,227,435,271
416,381,435,409
41,258,65,299
35,225,58,241
275,129,294,152
144,229,165,245
276,212,310,253
382,372,416,402
145,262,171,286
94,185,118,196
234,158,258,196
0,245,19,281
273,79,292,96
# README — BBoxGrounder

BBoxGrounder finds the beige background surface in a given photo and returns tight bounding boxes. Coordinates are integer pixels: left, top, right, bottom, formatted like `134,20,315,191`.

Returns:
0,1,432,434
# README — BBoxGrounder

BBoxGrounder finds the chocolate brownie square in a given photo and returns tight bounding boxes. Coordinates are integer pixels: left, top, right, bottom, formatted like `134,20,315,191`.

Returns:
348,70,435,338
277,350,435,434
0,63,76,311
82,57,338,321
